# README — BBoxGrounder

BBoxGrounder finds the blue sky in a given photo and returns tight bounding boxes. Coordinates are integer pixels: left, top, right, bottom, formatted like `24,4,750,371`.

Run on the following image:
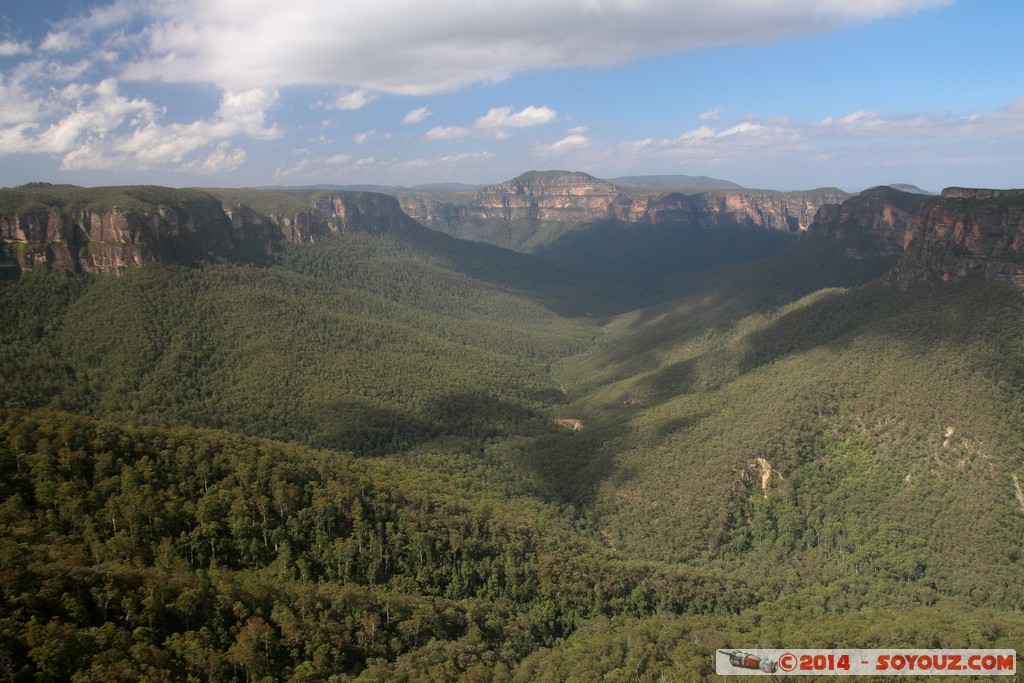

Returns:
1,0,1021,191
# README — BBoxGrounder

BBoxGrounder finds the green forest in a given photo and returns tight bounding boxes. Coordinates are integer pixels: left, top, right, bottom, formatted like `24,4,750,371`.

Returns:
1,190,1022,681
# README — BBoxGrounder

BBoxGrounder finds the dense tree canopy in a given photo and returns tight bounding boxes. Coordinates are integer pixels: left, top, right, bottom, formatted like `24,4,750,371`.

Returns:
1,223,1022,680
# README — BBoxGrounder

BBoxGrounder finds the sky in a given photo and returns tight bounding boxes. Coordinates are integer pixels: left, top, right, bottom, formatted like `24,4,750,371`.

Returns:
0,0,1022,192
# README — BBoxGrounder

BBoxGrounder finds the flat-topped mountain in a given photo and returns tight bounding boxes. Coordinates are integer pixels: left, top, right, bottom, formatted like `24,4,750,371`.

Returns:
397,170,849,251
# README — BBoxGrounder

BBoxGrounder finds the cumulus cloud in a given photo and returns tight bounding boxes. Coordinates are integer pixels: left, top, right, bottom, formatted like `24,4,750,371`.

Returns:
354,130,392,144
539,127,591,154
180,144,247,174
328,90,378,111
698,107,724,121
106,0,949,94
476,105,558,129
39,31,81,53
398,151,495,171
0,40,31,57
425,125,471,141
274,152,359,180
616,102,1024,170
0,77,281,173
403,107,432,124
544,134,590,153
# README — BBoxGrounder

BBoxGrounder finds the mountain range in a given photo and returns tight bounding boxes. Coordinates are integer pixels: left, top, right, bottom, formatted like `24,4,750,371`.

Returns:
2,172,1021,288
0,171,1022,680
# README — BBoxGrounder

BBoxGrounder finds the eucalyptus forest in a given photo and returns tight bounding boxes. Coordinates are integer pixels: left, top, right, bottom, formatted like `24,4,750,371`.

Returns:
0,183,1022,681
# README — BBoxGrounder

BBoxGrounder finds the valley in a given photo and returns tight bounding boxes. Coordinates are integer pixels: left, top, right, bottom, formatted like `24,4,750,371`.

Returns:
0,174,1022,681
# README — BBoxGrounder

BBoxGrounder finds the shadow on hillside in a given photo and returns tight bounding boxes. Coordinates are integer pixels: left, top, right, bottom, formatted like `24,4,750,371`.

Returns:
509,416,633,508
313,390,563,457
620,238,897,331
312,398,437,456
536,221,797,284
627,275,1023,413
311,390,629,507
574,239,902,399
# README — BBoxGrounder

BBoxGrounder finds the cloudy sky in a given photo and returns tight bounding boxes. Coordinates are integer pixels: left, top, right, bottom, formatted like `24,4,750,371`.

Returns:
1,0,1021,191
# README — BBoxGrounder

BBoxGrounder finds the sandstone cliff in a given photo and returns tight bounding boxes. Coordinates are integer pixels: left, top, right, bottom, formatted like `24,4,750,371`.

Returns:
805,185,930,258
398,171,848,251
610,189,846,232
0,186,236,273
806,186,1024,289
0,184,417,274
892,188,1024,289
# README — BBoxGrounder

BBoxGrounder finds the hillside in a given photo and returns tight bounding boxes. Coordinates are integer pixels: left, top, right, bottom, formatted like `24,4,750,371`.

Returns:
0,182,1023,680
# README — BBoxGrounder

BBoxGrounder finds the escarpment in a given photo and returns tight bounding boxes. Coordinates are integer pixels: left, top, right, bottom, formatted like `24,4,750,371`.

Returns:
398,171,847,249
0,185,417,274
807,186,1024,289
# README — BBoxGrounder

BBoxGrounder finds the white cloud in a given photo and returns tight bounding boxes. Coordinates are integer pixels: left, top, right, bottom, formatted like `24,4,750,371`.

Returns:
539,133,591,154
698,107,724,121
0,79,280,174
274,152,358,180
476,105,558,129
0,40,31,57
403,107,432,124
424,125,471,141
45,60,92,82
39,31,81,53
354,130,392,144
107,0,950,94
180,144,247,174
615,101,1024,171
213,89,282,139
328,89,377,110
399,150,495,170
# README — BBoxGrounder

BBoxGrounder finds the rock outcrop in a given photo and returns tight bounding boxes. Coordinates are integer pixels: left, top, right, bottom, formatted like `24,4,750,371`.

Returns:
806,186,1024,289
0,185,417,275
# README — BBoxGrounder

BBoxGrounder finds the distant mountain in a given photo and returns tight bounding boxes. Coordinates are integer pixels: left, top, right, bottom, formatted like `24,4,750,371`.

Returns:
396,170,848,252
264,183,396,191
410,182,482,191
607,174,744,191
887,183,936,195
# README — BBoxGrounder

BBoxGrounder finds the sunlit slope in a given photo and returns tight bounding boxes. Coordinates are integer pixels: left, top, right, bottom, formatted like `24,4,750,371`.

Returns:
556,244,1024,610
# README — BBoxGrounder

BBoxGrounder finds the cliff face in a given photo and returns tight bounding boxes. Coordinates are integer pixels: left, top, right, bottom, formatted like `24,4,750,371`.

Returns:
611,190,846,232
892,188,1024,289
466,171,622,223
0,198,230,273
399,171,848,243
225,192,416,244
806,186,931,258
0,186,417,275
807,186,1024,289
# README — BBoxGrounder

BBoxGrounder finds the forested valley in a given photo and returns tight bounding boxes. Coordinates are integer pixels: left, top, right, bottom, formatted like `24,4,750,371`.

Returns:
1,189,1023,681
